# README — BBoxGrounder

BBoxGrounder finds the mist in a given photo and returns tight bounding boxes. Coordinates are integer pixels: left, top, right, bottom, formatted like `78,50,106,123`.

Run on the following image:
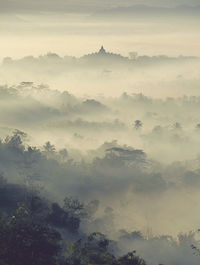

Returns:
1,1,200,265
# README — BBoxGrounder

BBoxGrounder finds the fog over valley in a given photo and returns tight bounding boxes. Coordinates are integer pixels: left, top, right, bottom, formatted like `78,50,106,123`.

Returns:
0,2,200,265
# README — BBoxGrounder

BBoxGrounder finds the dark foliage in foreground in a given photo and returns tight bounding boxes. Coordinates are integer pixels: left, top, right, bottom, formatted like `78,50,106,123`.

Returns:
0,179,146,265
65,232,146,265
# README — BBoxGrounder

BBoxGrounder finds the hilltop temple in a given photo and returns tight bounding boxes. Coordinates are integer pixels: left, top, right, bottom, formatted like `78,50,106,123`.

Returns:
82,46,127,61
98,46,106,54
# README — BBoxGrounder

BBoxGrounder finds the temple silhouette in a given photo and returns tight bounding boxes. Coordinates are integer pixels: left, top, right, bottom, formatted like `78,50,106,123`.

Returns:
81,46,128,65
98,46,106,54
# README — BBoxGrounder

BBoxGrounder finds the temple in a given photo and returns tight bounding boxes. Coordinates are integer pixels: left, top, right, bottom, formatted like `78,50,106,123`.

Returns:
79,46,130,68
82,46,127,60
98,46,106,54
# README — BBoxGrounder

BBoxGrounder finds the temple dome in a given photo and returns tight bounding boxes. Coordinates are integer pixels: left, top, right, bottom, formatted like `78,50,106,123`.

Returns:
98,46,106,54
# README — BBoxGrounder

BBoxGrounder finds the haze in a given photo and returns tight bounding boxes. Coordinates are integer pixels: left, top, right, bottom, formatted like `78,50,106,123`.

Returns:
0,1,200,265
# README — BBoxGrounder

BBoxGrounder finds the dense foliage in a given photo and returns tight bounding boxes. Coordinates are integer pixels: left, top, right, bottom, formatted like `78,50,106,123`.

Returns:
0,178,146,265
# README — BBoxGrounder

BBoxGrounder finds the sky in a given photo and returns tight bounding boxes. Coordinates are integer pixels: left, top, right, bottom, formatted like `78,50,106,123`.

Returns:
0,0,200,14
0,0,199,61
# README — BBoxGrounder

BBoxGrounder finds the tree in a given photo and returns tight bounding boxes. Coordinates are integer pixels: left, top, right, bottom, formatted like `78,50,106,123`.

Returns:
48,202,80,232
134,120,143,130
5,133,24,151
0,205,61,265
64,196,86,219
173,122,182,130
43,141,56,159
118,251,146,265
43,141,56,153
59,148,68,162
65,233,147,265
65,232,117,265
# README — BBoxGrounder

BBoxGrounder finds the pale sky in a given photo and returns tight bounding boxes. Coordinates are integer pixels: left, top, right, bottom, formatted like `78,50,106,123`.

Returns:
0,0,199,14
0,0,199,60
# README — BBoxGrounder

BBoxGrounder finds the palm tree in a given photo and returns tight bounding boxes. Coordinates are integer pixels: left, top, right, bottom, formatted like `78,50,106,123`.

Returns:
134,120,143,130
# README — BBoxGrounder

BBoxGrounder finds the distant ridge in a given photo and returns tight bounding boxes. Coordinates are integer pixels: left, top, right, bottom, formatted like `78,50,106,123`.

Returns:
91,4,200,19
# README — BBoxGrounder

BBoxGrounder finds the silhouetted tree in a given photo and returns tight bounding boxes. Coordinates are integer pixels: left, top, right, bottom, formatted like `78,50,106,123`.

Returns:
118,251,146,265
0,205,61,265
65,232,146,265
43,141,56,153
134,120,143,130
173,122,182,130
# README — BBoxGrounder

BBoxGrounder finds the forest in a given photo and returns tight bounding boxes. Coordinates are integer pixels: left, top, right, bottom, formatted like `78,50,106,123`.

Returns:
0,1,200,263
1,89,200,264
